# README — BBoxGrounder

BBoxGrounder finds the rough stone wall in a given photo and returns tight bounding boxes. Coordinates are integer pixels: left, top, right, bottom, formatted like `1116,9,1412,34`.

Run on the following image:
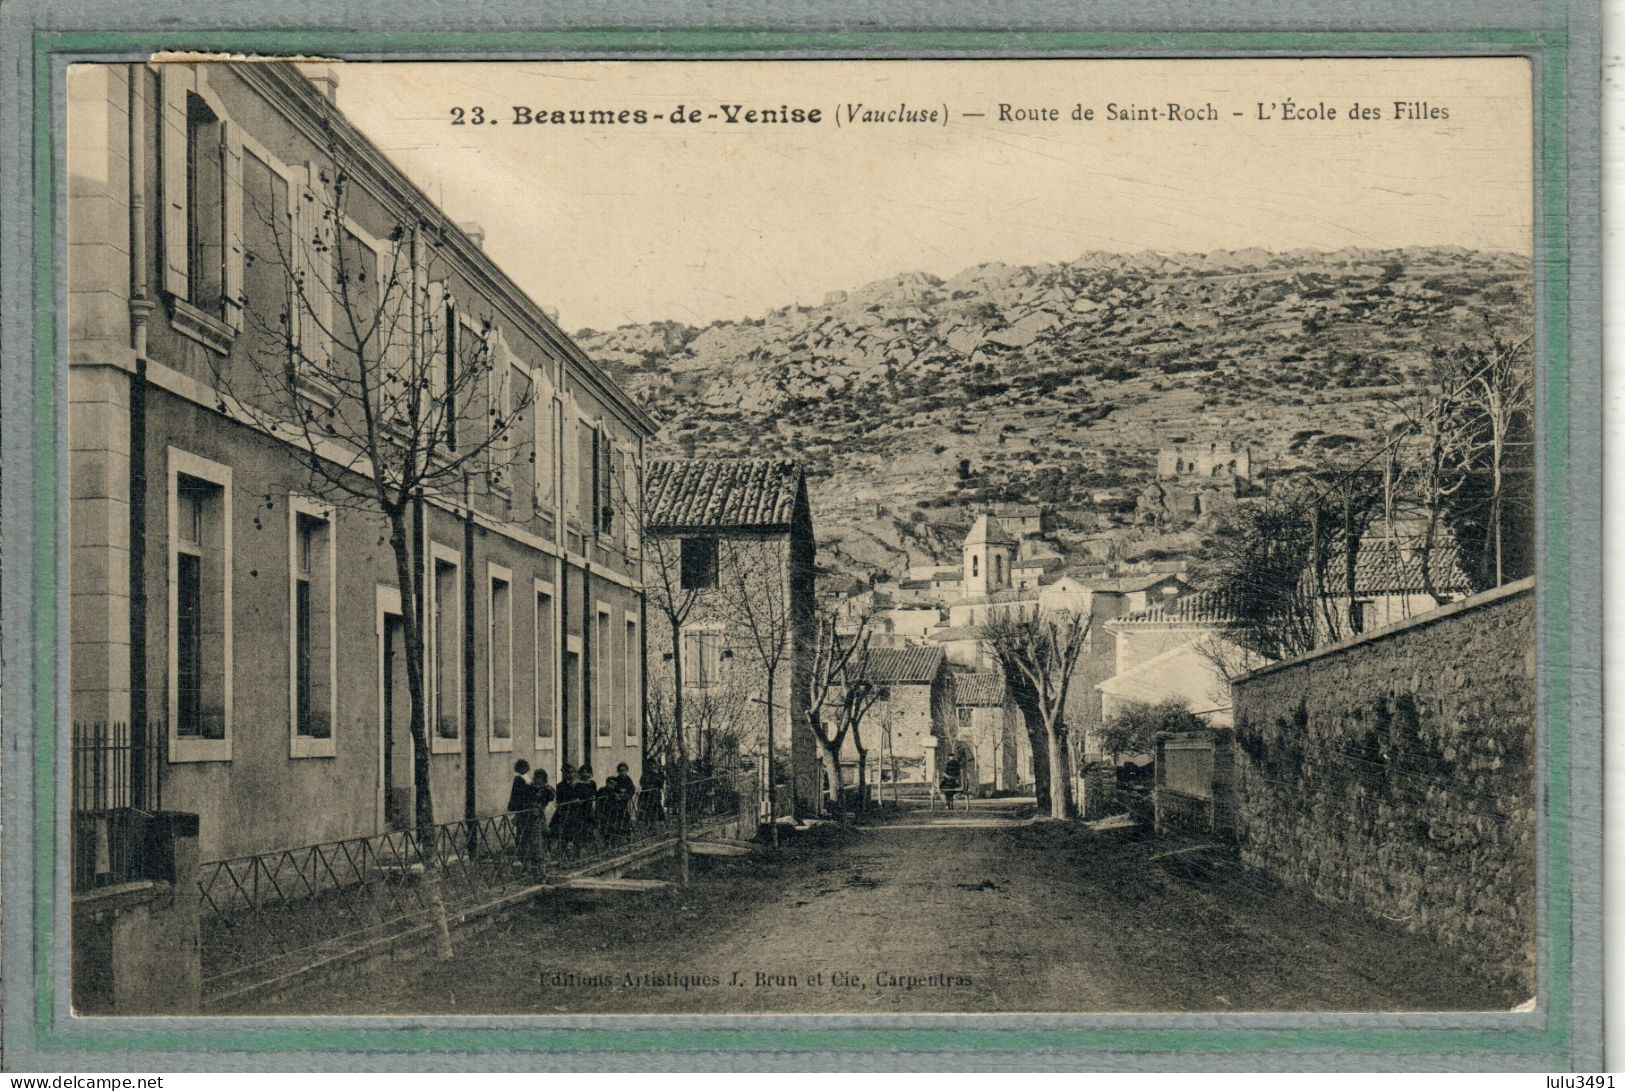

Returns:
1231,580,1535,991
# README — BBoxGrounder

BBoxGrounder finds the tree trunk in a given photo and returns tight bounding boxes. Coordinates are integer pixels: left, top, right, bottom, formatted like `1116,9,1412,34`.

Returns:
1046,725,1072,819
816,737,845,819
1044,721,1070,820
765,665,780,847
854,742,869,813
669,614,689,888
389,511,452,960
1028,723,1051,813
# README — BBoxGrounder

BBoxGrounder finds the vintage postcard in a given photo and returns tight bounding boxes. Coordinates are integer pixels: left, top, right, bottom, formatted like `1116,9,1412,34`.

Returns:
1,6,1601,1072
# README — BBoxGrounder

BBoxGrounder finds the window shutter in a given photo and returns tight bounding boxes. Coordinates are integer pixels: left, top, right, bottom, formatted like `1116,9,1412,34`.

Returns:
158,65,192,300
299,163,335,368
532,369,555,508
575,410,595,528
618,442,637,551
598,428,614,536
681,631,697,682
221,119,244,329
425,281,447,401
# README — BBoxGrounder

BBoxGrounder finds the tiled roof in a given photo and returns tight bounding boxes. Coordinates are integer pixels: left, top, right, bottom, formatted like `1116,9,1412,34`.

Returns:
1111,589,1242,627
1078,572,1188,594
952,671,1007,707
858,645,945,684
643,459,802,531
1322,538,1476,596
926,625,984,643
965,514,1016,545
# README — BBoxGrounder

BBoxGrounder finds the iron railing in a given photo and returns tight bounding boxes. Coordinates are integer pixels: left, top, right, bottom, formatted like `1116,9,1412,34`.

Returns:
72,721,163,891
196,772,753,994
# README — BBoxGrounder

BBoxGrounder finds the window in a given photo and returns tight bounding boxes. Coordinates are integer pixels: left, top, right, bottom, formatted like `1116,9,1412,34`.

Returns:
168,449,232,762
680,537,718,591
1355,599,1379,634
488,566,513,750
289,498,335,757
972,555,980,578
994,555,1004,585
597,430,615,536
681,627,723,689
575,415,595,529
184,93,230,320
595,605,613,746
564,638,581,751
624,614,640,743
534,582,555,746
158,66,241,335
536,394,563,520
430,547,462,750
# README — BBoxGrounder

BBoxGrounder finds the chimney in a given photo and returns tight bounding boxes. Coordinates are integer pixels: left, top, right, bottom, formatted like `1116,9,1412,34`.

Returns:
458,221,485,250
306,65,339,103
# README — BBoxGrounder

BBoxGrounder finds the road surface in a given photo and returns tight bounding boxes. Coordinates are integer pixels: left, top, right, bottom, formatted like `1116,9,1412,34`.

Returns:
247,803,1522,1015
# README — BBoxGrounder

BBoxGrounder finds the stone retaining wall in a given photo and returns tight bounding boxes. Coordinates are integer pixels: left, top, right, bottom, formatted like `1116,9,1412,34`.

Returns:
1231,579,1536,991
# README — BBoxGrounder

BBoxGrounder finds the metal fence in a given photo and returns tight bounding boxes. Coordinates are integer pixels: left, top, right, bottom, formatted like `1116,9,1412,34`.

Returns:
196,772,753,994
72,721,163,891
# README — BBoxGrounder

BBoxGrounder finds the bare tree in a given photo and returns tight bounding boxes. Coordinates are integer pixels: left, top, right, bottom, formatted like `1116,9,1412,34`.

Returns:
983,610,1090,820
623,473,701,886
719,536,799,842
645,677,750,776
1418,329,1535,589
805,614,887,818
212,135,534,955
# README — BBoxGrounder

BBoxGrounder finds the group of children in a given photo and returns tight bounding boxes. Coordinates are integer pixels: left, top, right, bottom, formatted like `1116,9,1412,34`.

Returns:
507,759,666,849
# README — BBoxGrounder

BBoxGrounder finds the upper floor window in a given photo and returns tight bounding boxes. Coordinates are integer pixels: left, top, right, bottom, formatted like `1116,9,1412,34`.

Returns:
681,626,724,689
185,93,226,319
680,537,719,591
158,65,242,344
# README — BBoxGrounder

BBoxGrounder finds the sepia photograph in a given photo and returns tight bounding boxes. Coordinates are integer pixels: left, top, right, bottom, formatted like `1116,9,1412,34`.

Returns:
61,54,1542,1021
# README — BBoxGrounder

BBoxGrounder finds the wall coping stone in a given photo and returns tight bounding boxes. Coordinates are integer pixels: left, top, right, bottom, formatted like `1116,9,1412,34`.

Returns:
1232,575,1536,687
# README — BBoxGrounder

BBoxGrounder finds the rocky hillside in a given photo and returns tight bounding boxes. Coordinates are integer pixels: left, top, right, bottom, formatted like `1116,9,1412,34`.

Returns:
578,248,1530,579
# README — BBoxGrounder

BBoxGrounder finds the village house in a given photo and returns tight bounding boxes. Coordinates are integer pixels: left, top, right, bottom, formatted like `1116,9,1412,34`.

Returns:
1093,590,1259,760
850,645,954,788
949,670,1030,795
67,62,655,863
641,458,819,815
1308,532,1476,645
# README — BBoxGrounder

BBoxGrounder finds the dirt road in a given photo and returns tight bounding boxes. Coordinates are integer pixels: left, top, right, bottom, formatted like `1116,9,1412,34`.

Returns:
248,806,1522,1015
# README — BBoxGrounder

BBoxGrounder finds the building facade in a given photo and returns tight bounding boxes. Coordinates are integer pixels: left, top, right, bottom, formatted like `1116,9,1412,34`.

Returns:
642,458,820,815
68,63,654,861
949,671,1029,794
851,646,955,786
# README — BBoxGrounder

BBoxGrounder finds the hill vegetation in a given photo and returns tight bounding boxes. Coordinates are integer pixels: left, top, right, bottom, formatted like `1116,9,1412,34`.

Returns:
578,248,1531,579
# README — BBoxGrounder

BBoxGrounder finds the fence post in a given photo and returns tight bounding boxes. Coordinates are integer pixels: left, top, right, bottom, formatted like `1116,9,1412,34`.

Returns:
80,811,202,1013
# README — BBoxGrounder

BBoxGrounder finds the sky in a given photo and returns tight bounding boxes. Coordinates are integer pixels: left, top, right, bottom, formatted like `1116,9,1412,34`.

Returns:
331,58,1533,333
